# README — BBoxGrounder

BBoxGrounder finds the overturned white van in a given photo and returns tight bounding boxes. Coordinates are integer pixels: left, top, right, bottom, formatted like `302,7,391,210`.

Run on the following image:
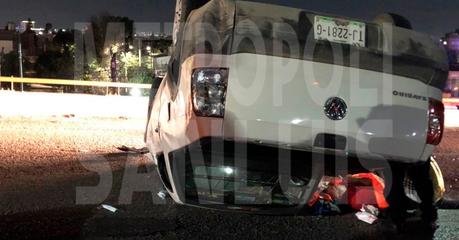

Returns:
145,0,448,216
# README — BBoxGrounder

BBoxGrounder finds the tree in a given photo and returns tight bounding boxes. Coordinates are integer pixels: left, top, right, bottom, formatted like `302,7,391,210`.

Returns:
90,13,134,61
36,29,75,79
0,52,19,89
152,38,172,54
53,30,75,52
81,13,134,84
1,52,19,77
36,48,74,79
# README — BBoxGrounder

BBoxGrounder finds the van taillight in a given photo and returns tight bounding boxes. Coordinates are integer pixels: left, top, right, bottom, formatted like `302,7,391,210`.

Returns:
191,68,229,118
427,98,444,145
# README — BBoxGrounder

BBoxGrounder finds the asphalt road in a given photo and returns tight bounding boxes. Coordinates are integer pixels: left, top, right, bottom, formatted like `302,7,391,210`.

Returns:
0,116,458,239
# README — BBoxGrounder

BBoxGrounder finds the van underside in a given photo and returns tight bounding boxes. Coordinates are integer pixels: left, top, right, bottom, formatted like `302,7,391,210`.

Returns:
156,137,424,213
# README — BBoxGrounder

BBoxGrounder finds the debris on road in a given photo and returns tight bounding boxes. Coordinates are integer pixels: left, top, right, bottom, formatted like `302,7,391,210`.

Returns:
355,205,379,224
101,204,118,213
308,176,340,206
157,190,169,200
361,204,379,216
312,200,341,215
117,145,149,154
347,173,389,210
325,177,347,200
63,114,76,118
308,176,345,215
308,174,390,217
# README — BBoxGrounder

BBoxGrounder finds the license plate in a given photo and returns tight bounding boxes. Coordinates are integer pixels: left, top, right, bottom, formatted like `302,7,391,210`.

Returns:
314,15,366,47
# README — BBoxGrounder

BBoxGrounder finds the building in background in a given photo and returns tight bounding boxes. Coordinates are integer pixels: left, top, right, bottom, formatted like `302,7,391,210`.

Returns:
0,22,17,54
444,32,459,70
0,19,65,78
442,32,459,97
0,22,18,79
19,20,34,33
21,20,38,58
13,19,59,58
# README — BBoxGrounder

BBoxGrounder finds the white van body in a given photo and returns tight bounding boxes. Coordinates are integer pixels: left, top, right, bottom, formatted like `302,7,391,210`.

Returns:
145,0,448,212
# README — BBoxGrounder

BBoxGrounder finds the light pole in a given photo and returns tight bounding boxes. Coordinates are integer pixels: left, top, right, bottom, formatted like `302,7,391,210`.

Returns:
0,47,3,77
19,42,23,78
138,38,142,66
18,31,24,91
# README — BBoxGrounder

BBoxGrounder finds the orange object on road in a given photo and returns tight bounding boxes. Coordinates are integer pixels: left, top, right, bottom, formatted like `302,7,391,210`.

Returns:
307,192,334,207
347,173,389,210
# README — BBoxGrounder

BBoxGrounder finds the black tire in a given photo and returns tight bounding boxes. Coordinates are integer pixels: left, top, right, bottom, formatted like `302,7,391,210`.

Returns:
407,160,438,222
374,13,413,29
386,161,410,225
386,160,437,226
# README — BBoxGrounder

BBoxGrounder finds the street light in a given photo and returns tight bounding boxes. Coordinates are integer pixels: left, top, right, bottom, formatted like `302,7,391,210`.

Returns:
17,28,24,91
0,49,2,77
137,38,142,66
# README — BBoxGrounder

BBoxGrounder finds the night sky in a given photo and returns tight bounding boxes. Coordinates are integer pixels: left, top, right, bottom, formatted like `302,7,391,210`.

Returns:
0,0,458,37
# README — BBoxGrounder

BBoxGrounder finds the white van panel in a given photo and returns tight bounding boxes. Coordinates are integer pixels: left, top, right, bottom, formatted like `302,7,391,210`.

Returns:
223,53,431,162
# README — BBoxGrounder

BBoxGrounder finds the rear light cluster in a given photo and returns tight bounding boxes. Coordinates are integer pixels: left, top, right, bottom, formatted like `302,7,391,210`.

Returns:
191,68,229,118
427,98,444,145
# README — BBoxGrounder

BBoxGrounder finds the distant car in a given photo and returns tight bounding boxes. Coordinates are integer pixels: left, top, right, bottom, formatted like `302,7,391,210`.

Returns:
145,0,448,215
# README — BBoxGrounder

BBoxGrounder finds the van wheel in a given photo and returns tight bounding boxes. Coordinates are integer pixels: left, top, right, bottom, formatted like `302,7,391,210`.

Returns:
374,13,413,29
406,160,438,222
385,162,410,226
386,160,437,227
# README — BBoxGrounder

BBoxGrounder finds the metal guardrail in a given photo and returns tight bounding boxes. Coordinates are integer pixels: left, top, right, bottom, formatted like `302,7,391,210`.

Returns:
0,76,152,90
443,98,459,104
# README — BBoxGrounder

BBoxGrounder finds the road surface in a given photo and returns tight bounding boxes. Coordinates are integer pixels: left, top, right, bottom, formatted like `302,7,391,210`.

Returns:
0,116,457,239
